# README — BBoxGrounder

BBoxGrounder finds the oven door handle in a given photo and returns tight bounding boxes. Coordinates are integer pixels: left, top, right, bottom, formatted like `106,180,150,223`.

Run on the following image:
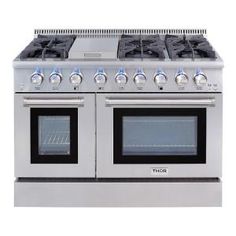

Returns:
105,98,216,107
23,98,84,107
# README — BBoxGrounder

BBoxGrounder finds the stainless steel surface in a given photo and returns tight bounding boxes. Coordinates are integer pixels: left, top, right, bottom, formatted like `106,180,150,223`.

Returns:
13,30,223,93
13,58,224,67
23,97,84,106
14,65,223,93
34,29,207,37
15,179,222,207
15,93,96,177
97,93,222,178
14,28,223,207
105,97,216,106
69,37,119,59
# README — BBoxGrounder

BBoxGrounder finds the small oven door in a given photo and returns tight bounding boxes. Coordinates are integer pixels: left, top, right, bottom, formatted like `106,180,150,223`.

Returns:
97,93,222,178
15,94,95,177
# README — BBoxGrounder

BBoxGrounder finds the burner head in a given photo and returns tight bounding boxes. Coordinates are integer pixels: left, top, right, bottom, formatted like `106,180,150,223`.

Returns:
165,35,216,60
118,34,166,59
19,35,76,59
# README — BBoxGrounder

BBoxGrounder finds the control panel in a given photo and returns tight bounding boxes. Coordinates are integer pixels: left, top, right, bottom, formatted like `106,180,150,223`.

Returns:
15,66,222,93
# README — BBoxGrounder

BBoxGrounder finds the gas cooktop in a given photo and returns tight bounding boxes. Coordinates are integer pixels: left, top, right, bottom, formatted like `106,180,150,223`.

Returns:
14,29,223,94
18,31,216,61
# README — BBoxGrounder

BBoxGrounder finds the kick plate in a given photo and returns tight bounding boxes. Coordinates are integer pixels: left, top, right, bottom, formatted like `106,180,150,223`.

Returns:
15,179,222,207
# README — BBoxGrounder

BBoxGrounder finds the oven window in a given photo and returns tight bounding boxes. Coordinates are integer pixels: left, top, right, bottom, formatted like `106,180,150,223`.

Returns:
31,108,78,164
123,116,197,156
114,108,206,164
38,116,70,155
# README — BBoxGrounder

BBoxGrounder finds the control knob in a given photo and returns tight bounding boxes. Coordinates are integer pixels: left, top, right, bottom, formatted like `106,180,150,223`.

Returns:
30,69,44,86
154,70,167,86
194,70,207,86
115,68,128,86
134,70,146,86
49,69,62,85
175,69,188,86
94,69,107,86
70,70,83,86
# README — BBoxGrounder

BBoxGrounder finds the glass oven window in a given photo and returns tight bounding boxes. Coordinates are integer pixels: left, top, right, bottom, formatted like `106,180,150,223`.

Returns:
114,108,206,164
123,116,197,156
38,116,70,155
31,108,78,164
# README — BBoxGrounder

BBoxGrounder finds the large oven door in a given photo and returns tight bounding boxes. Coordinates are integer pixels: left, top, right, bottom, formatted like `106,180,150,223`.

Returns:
15,94,95,177
97,93,222,178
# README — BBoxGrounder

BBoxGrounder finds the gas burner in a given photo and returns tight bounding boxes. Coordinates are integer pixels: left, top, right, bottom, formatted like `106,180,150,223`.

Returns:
19,35,76,59
118,34,166,59
165,35,216,60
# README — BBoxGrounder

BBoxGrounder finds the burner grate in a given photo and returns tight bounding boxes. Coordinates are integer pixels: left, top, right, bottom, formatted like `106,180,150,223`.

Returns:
118,34,166,59
165,35,216,60
19,35,76,59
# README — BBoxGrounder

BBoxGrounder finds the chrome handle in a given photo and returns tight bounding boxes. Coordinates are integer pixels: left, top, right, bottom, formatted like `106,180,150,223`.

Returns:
23,98,84,107
105,98,215,107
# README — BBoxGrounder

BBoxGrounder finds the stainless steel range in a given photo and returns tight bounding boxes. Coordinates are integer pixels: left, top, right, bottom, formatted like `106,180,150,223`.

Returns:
14,29,223,207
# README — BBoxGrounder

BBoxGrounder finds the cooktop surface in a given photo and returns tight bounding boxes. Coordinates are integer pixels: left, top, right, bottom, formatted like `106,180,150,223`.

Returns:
18,33,217,61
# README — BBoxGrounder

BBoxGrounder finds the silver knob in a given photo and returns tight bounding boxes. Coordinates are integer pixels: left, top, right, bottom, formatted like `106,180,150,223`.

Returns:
94,72,107,85
49,72,62,85
31,72,43,85
70,72,83,86
154,72,167,86
134,73,146,86
194,72,207,86
115,73,128,85
175,71,188,86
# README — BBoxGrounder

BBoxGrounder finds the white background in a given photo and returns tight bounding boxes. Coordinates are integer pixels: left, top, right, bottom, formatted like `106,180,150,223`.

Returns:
0,0,235,235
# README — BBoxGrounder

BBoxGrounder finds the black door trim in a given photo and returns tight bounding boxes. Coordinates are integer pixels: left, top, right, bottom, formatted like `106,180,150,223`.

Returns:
31,108,78,164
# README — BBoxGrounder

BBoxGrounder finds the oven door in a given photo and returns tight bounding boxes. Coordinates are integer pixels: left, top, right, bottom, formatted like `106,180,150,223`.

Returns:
97,93,222,178
15,94,95,177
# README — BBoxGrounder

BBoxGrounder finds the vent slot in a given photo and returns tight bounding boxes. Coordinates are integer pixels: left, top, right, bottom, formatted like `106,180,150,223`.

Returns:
34,29,207,37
